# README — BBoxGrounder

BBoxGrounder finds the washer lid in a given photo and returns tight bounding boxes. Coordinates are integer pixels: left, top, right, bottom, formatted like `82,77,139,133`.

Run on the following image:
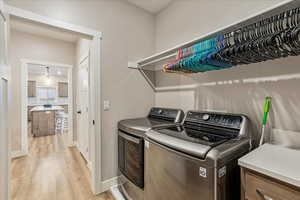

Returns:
118,118,177,137
146,129,214,159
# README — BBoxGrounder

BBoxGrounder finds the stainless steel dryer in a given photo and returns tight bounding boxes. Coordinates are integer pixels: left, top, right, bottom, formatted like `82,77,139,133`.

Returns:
118,107,184,200
144,111,253,200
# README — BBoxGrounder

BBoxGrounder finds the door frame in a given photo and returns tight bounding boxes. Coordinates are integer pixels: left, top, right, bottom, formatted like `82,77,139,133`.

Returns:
4,4,104,195
20,59,74,153
0,4,10,200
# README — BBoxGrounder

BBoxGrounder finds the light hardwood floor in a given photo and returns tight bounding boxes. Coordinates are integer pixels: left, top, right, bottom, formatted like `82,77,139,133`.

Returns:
11,134,115,200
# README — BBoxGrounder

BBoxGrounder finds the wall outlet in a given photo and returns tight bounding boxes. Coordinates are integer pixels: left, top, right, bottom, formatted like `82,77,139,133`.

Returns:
103,100,110,111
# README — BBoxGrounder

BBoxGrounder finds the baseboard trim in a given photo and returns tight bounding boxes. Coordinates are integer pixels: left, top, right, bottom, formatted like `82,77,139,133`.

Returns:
102,176,120,193
87,161,92,171
110,185,125,200
11,150,27,159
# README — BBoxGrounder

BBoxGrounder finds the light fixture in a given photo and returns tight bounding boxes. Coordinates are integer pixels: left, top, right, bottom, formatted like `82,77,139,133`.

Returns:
44,66,52,86
44,66,50,77
57,70,62,75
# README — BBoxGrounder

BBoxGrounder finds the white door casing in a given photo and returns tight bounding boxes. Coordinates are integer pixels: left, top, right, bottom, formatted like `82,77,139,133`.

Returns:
0,78,9,200
77,56,90,162
89,36,102,194
0,6,10,200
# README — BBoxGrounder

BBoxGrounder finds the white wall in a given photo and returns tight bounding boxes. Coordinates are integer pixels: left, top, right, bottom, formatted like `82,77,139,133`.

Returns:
9,29,76,151
155,0,284,52
155,0,300,143
5,0,156,181
0,0,3,11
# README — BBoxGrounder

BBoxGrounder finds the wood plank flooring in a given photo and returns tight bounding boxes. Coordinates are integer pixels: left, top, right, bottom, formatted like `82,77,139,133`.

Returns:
11,134,115,200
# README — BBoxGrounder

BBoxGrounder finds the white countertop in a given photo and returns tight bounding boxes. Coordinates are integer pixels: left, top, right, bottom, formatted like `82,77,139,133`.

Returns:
28,103,68,106
30,105,64,112
239,143,300,187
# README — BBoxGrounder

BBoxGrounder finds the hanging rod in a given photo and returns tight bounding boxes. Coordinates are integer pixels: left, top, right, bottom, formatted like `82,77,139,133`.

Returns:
136,0,300,69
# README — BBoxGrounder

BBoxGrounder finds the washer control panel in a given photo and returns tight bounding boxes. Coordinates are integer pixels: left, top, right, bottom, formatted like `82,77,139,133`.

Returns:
185,111,243,129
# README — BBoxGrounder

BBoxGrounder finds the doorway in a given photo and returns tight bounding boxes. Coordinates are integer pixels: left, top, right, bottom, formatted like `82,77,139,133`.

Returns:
3,5,104,198
20,60,74,155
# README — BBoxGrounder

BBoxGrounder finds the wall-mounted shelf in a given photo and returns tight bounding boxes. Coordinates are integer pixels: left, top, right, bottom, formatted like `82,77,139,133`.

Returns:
130,0,300,91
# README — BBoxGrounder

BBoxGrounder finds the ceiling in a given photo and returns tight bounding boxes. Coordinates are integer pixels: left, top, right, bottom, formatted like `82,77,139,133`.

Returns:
28,64,69,77
126,0,173,14
10,16,90,43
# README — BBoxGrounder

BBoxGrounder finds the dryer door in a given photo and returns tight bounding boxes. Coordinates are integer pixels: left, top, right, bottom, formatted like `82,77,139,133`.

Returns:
118,130,144,188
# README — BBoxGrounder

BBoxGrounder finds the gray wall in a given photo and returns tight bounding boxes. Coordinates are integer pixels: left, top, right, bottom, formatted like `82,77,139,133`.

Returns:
154,0,300,142
9,30,76,151
5,0,155,181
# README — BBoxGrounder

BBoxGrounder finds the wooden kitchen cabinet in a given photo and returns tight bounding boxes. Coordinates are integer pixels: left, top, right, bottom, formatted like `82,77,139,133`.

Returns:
241,168,300,200
58,82,68,97
28,81,36,97
32,110,55,137
28,106,35,122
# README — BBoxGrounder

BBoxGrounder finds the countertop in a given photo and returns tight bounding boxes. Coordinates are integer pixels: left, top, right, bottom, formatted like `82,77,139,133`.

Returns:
28,103,68,106
30,105,64,112
239,143,300,187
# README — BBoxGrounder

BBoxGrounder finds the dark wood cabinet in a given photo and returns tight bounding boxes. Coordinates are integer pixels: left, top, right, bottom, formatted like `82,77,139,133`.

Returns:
241,168,300,200
28,81,36,97
32,111,55,137
58,82,68,97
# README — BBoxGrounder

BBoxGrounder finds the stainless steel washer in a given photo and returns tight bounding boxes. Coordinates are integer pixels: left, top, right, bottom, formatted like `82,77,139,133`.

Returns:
145,111,253,200
118,107,184,200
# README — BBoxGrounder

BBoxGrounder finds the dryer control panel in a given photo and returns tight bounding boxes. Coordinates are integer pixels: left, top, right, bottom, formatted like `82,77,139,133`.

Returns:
148,107,184,123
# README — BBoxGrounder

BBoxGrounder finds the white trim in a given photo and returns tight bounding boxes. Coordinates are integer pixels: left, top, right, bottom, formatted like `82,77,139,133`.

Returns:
74,142,92,171
22,59,73,68
11,150,27,159
155,84,199,92
20,60,29,155
87,161,92,171
67,64,74,147
79,50,90,65
110,186,126,200
21,59,74,151
0,78,9,200
127,61,138,69
5,4,103,197
0,10,10,200
4,5,101,38
102,176,120,192
89,36,103,194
